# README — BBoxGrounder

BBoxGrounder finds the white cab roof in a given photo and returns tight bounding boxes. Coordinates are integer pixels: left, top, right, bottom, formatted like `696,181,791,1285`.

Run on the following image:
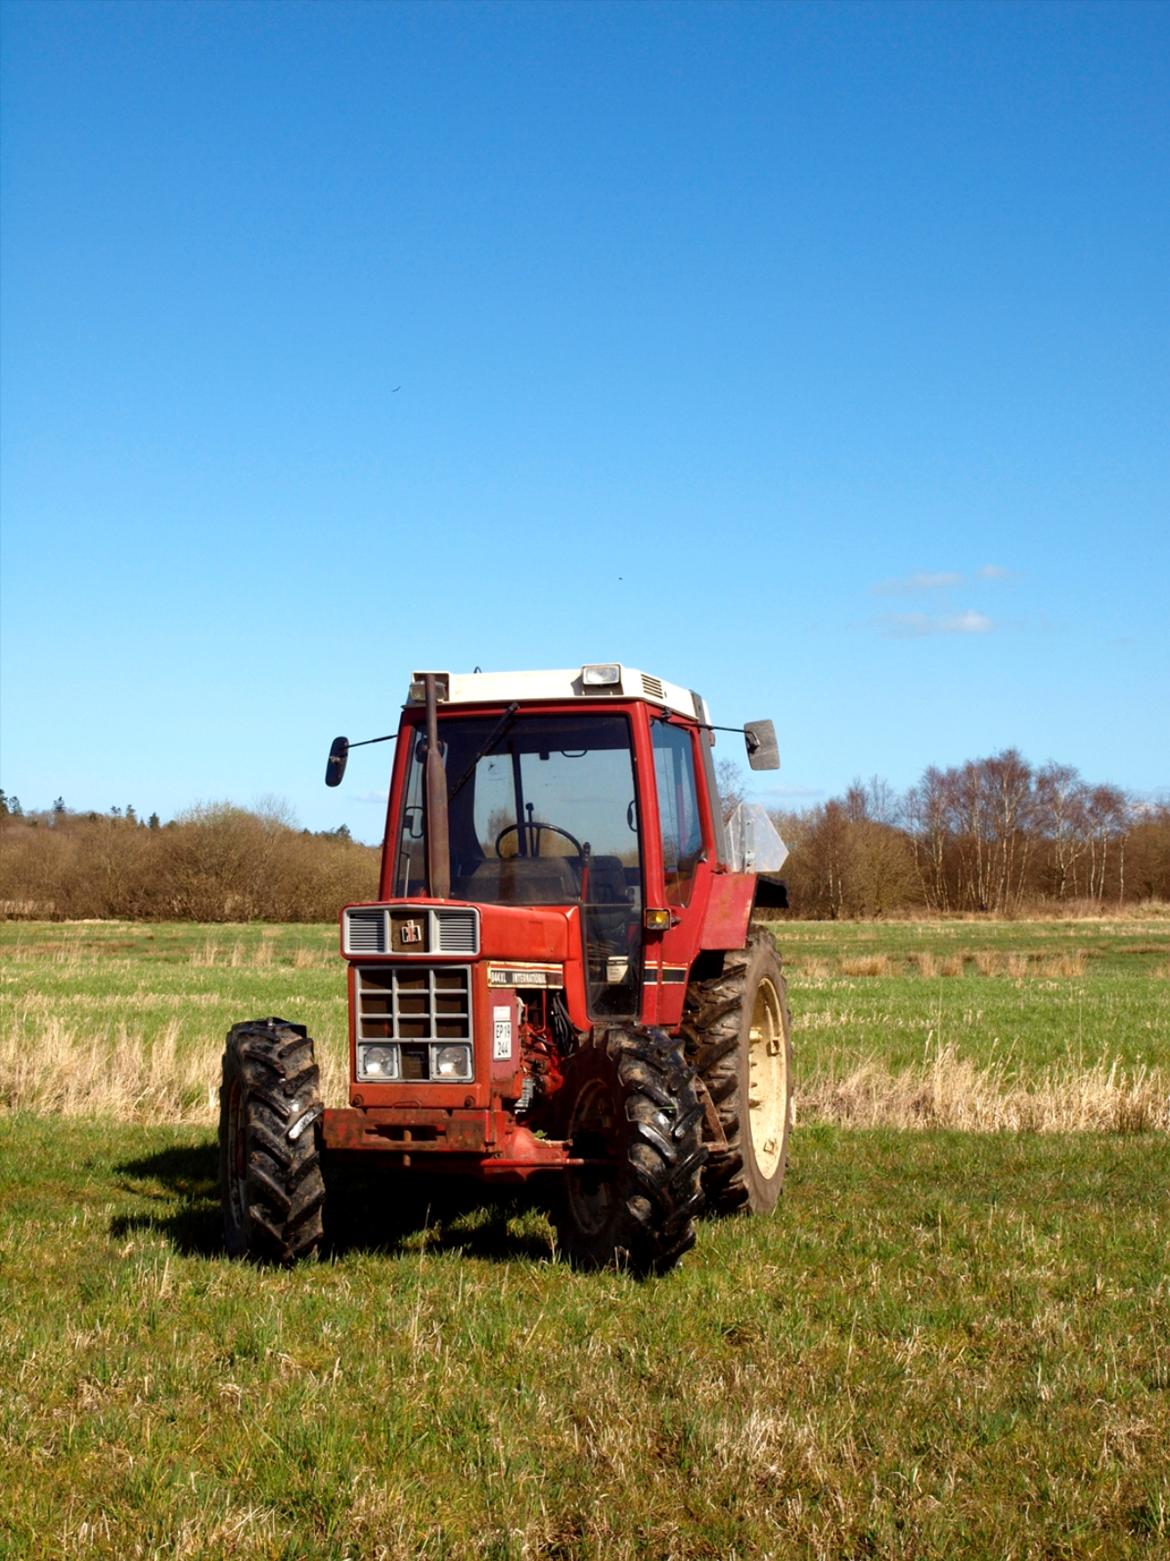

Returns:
409,666,710,724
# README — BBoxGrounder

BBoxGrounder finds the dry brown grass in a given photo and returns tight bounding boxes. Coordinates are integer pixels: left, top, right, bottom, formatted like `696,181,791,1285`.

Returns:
974,950,1022,977
840,955,892,977
0,1015,348,1121
906,950,965,978
190,937,320,969
1042,952,1087,977
292,943,336,969
3,1013,1163,1136
808,950,1087,981
801,1044,1169,1133
969,949,1087,979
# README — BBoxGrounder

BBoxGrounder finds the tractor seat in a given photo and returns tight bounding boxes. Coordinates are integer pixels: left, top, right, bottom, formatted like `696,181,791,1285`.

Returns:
457,856,580,906
583,855,629,905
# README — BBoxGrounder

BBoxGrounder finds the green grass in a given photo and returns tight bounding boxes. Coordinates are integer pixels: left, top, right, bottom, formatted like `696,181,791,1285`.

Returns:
0,922,350,1115
778,916,1170,1078
2,917,1166,1124
1,918,1167,1554
2,1114,1166,1557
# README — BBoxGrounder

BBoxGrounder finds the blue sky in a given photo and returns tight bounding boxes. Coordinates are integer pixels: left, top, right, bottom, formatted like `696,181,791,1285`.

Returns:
2,0,1167,843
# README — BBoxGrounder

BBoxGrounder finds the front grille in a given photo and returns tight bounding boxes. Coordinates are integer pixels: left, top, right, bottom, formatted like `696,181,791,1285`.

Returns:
356,965,472,1045
355,963,474,1084
343,906,480,957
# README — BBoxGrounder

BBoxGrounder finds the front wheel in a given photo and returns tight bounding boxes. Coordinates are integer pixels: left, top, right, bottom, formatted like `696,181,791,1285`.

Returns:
551,1027,707,1276
219,1017,325,1264
683,930,793,1216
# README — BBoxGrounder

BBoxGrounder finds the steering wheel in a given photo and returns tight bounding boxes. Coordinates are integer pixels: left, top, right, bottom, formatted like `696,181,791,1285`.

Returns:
495,821,584,858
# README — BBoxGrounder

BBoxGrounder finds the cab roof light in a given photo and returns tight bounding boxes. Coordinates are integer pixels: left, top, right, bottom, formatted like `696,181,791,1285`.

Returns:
407,672,450,704
581,663,622,688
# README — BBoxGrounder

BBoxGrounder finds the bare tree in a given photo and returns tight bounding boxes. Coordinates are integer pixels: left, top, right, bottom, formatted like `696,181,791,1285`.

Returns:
905,767,955,911
845,775,901,826
1085,785,1130,903
1035,762,1090,898
984,749,1035,911
716,759,747,824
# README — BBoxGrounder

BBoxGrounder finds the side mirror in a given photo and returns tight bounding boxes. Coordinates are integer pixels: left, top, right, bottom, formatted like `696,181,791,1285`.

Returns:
744,719,780,771
325,737,349,787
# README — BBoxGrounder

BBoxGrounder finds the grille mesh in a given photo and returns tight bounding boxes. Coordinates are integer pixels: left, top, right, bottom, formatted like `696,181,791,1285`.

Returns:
436,910,477,952
345,909,387,953
356,965,472,1047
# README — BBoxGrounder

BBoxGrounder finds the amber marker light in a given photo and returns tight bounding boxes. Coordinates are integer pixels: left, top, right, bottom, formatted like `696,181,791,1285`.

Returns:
643,908,672,930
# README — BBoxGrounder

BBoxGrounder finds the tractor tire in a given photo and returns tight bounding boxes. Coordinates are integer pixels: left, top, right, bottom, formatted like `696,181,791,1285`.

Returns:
219,1017,326,1264
551,1027,707,1276
682,928,793,1217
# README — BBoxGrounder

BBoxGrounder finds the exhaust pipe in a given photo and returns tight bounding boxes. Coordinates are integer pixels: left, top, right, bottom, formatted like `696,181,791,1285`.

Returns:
423,673,451,899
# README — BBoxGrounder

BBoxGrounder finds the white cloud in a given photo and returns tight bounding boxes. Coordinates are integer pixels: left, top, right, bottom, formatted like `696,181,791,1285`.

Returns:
874,570,964,595
946,610,994,633
881,609,995,637
874,565,1015,595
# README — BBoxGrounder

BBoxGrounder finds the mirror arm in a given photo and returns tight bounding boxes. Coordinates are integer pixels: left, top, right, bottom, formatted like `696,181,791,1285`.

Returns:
346,732,397,751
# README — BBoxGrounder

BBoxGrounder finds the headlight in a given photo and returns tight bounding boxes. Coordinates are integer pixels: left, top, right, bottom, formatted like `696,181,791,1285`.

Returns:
433,1043,472,1080
581,663,621,687
359,1044,399,1079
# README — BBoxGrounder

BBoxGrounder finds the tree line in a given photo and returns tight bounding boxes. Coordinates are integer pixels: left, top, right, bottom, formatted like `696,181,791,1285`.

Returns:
0,798,379,921
1,749,1167,922
771,751,1170,918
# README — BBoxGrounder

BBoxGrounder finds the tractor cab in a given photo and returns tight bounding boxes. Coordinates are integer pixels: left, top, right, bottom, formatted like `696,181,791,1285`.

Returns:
381,665,734,1027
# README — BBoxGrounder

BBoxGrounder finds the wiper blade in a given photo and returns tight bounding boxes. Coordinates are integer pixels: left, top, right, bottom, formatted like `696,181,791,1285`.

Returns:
448,703,520,802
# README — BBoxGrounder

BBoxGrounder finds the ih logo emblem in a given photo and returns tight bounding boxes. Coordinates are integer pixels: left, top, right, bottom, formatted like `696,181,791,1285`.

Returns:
400,920,423,945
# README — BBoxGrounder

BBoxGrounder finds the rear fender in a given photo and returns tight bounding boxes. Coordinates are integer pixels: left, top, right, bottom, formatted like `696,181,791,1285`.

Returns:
698,871,755,953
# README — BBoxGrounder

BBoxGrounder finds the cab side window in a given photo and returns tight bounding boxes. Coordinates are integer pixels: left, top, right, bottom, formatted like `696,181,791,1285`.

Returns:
394,734,428,896
652,721,704,905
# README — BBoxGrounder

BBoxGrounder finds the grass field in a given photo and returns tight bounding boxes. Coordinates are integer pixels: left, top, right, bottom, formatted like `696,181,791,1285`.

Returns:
1,918,1168,1557
2,917,1167,1129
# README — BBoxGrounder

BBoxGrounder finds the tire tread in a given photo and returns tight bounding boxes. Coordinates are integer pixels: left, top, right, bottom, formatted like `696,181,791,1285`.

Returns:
219,1016,326,1264
553,1027,707,1275
681,929,792,1216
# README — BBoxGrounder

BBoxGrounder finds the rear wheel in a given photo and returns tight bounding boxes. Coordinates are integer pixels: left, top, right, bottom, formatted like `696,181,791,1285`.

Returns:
552,1028,706,1275
219,1017,325,1264
682,929,793,1215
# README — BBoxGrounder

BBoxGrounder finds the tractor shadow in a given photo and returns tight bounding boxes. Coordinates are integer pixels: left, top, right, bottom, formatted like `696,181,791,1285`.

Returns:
322,1165,555,1264
112,1141,222,1257
112,1140,554,1266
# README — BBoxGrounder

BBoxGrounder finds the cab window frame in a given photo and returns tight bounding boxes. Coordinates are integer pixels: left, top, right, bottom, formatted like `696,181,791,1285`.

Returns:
651,717,705,907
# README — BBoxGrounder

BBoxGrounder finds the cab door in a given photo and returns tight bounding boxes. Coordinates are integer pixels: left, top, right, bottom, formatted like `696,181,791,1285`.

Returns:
642,716,713,1025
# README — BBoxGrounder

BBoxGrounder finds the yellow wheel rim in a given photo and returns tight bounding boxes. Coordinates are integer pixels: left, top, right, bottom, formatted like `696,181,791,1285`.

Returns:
748,976,788,1180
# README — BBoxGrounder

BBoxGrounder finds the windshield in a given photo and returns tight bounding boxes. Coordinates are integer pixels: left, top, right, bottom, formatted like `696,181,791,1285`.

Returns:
393,710,644,1017
393,712,641,910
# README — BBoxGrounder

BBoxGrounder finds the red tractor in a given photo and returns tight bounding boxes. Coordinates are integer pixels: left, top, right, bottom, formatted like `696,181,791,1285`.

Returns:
220,664,792,1275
